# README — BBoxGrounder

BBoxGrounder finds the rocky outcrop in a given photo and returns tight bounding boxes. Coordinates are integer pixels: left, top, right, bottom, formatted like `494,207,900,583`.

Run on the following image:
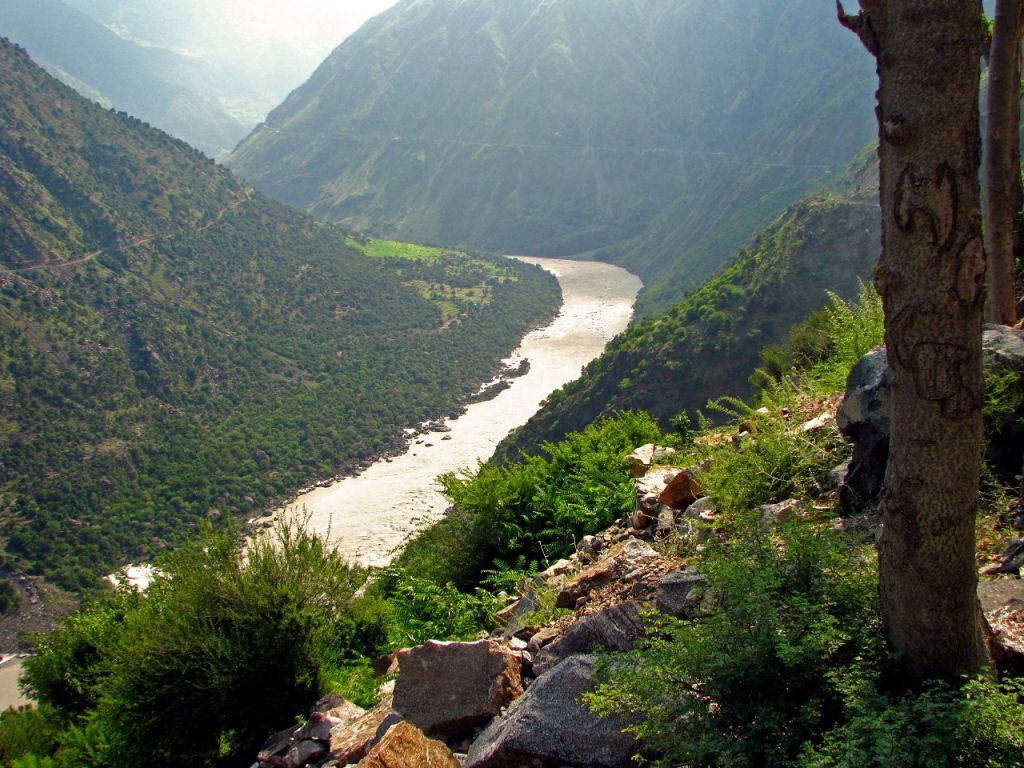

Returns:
393,640,523,738
252,454,707,768
464,655,638,768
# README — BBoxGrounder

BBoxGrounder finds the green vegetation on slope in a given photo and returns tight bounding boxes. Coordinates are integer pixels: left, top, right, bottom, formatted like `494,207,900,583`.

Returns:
496,148,881,461
3,288,1022,767
0,39,561,591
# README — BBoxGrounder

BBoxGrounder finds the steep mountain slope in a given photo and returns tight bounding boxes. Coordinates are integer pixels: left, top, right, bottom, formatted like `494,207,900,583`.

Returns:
227,0,876,299
0,39,559,589
496,148,880,459
0,0,247,157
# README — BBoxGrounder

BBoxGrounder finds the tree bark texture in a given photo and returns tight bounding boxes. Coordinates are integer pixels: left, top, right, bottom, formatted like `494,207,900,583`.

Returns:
984,0,1024,325
839,0,987,681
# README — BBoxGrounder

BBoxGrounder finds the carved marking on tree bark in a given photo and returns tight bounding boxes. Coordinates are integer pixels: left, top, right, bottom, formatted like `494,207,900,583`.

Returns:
889,304,978,418
956,236,985,303
894,164,958,249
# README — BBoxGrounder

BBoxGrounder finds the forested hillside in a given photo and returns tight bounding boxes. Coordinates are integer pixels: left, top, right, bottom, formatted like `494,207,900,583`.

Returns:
0,39,560,590
0,0,247,158
497,147,880,459
227,0,876,309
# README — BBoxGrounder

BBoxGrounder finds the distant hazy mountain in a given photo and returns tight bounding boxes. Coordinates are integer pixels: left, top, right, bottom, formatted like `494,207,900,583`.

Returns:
228,0,876,306
0,0,247,158
60,0,363,129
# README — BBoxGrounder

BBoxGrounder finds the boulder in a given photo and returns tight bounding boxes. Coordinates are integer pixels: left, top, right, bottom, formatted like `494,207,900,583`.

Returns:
393,640,523,738
760,499,801,526
677,497,719,541
355,722,460,768
624,444,677,478
986,599,1024,676
497,588,543,639
464,655,637,768
982,325,1024,473
836,346,891,513
655,567,707,619
533,603,645,675
839,327,1024,512
258,709,360,768
658,468,701,510
620,539,660,568
329,696,396,765
633,466,683,527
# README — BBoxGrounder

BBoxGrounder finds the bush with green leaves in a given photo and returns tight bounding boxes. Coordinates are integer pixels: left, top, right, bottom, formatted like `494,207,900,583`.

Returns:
695,398,848,516
800,676,1024,768
374,568,504,647
398,410,664,589
10,520,380,768
588,523,882,768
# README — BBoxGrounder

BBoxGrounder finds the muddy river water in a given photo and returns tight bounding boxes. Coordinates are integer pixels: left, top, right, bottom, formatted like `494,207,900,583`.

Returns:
277,256,641,566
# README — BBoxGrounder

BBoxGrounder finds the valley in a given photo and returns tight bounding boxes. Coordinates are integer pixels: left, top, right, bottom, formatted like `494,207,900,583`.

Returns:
273,256,641,566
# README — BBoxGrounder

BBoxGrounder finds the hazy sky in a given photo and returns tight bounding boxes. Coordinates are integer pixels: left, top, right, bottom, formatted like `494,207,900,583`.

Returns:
63,0,401,122
208,0,398,61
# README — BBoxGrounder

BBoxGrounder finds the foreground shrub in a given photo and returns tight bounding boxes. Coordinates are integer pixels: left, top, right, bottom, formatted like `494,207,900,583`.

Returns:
588,524,882,768
800,677,1024,768
14,520,375,768
423,411,663,586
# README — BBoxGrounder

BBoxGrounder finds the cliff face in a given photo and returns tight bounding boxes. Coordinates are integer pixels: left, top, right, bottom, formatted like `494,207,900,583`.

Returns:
496,148,881,460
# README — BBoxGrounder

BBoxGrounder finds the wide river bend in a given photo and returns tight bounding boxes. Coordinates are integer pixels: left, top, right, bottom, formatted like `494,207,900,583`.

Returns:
277,257,641,567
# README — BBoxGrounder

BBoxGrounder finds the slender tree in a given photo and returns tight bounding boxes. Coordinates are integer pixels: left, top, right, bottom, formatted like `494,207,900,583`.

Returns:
838,0,988,682
984,0,1024,325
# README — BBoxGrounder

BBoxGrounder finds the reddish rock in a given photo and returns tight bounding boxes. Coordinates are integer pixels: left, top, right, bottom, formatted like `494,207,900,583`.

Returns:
373,651,401,677
987,599,1024,675
326,699,368,730
393,640,524,738
356,721,460,768
330,696,396,765
658,468,701,510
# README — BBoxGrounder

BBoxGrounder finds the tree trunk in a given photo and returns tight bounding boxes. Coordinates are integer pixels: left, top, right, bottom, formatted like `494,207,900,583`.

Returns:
839,0,987,682
985,0,1024,325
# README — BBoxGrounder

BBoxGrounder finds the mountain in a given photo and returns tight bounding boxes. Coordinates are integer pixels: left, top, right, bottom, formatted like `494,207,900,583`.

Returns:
227,0,876,307
0,0,247,158
495,146,881,460
0,38,559,590
61,0,397,129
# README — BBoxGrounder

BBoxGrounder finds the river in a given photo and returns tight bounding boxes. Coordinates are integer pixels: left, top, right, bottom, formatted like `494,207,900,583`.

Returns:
276,256,641,567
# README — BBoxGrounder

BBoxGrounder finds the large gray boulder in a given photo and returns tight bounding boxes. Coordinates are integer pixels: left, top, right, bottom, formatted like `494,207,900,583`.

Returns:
981,325,1024,473
465,655,637,768
655,567,707,619
835,346,890,513
532,602,644,675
